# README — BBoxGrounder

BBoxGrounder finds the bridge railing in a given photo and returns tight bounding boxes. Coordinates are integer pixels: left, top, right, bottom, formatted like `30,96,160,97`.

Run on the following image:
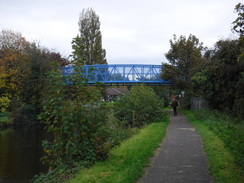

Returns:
63,64,171,85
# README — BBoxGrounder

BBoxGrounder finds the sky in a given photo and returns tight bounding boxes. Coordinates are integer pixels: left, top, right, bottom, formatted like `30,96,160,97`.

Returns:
0,0,241,65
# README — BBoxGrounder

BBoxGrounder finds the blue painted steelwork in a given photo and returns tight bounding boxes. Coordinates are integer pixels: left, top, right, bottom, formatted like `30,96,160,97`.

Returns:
63,64,171,85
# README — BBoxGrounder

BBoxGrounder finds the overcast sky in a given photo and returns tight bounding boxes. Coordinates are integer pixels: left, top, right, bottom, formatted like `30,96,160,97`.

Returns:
0,0,240,65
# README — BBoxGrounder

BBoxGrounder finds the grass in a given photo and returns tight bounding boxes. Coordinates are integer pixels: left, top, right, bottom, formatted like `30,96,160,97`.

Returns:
69,115,169,183
182,110,244,183
162,106,171,111
103,102,116,107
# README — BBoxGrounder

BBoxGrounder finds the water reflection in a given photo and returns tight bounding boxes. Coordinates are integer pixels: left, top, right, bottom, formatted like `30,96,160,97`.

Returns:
0,124,50,183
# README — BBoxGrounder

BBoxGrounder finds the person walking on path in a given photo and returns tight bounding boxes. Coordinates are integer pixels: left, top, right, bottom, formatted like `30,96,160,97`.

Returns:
138,111,212,183
171,98,179,116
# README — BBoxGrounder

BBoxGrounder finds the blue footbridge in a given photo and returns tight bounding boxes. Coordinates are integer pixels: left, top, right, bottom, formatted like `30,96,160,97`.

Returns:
63,64,171,86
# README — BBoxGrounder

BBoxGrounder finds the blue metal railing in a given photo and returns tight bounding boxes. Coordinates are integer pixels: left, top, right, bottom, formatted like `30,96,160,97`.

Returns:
63,64,171,85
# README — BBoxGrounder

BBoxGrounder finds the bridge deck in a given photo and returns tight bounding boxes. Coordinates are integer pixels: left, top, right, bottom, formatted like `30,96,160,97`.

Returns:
63,64,171,86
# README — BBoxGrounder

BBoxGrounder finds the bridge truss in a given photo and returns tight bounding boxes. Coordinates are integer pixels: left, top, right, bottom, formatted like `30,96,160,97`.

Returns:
63,64,171,86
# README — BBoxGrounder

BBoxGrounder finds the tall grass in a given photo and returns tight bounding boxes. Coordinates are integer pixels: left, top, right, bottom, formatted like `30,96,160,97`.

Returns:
69,115,169,183
183,110,244,183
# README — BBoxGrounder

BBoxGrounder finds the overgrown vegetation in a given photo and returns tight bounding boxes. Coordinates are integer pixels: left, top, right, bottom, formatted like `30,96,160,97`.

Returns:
161,3,244,119
32,62,120,182
191,38,244,119
161,34,206,108
31,63,166,182
115,85,164,127
33,67,165,182
0,30,68,125
183,109,244,182
0,97,12,128
69,115,169,183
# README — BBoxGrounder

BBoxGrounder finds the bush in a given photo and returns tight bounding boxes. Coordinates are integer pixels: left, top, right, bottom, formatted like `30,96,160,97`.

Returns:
115,85,164,127
32,62,134,182
0,112,11,127
0,96,11,113
11,104,37,125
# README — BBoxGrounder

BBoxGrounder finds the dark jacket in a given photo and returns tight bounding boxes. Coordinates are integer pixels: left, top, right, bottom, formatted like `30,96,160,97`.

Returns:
171,101,178,108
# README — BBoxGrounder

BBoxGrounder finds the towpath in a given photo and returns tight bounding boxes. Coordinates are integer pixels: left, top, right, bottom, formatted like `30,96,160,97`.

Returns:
138,111,212,183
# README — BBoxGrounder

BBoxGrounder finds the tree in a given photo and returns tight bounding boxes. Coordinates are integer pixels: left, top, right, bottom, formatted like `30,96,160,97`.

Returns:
161,34,206,107
232,3,244,36
192,38,244,119
71,8,107,65
115,85,164,127
0,29,29,51
22,42,68,113
0,29,68,123
0,30,30,100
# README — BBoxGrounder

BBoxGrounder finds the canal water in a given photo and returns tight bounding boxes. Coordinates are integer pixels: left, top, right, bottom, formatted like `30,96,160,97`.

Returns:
0,124,50,183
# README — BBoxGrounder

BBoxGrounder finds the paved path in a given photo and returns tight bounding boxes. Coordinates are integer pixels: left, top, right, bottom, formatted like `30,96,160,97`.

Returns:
138,111,212,183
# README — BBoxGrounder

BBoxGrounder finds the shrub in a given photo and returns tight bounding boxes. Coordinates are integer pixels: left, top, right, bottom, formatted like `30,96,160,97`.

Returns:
115,85,164,127
33,62,133,182
0,96,11,113
11,104,37,125
38,62,108,166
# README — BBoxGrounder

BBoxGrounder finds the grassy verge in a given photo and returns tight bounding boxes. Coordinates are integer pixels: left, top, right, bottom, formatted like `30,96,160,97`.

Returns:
69,115,169,183
182,110,244,183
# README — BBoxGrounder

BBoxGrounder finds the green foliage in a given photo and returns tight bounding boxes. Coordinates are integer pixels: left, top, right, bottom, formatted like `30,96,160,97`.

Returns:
191,4,244,119
0,29,68,123
22,42,68,114
32,167,79,183
69,116,169,183
71,8,107,65
0,48,30,99
162,34,206,91
33,62,130,182
192,38,244,119
183,110,244,182
0,96,10,112
151,86,170,107
71,36,84,64
11,104,37,125
186,110,244,171
115,85,164,127
232,3,244,36
162,34,206,109
234,97,244,120
191,68,214,98
0,112,11,127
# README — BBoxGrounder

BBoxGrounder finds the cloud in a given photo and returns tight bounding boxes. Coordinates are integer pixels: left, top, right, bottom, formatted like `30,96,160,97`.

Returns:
0,0,241,65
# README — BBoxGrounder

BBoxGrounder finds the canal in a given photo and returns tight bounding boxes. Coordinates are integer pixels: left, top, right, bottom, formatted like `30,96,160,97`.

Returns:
0,124,50,183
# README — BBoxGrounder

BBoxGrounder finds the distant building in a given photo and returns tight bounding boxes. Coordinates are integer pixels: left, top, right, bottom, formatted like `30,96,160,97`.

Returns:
106,88,129,102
